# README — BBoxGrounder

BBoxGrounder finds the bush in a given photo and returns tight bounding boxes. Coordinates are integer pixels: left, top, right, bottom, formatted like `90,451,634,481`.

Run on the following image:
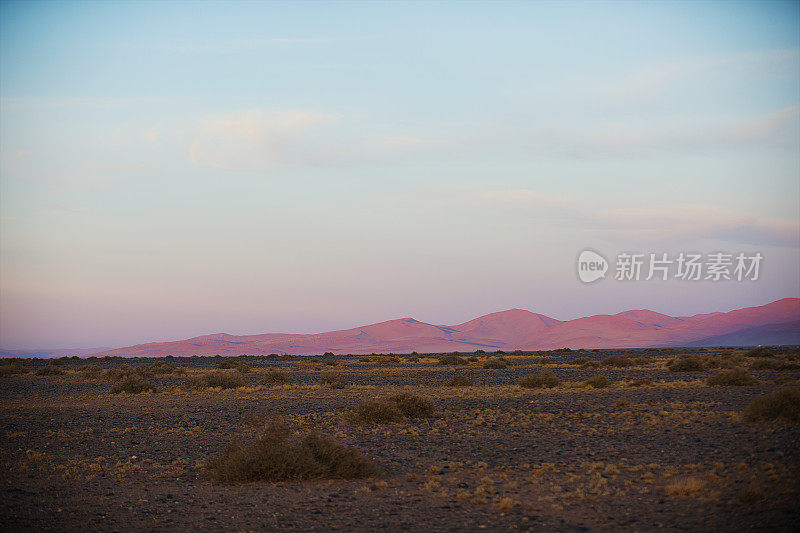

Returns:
323,359,339,366
355,400,405,423
36,365,65,376
319,373,347,389
448,374,474,387
519,370,560,389
77,364,102,378
352,393,435,423
105,365,153,381
0,363,29,377
668,357,705,372
437,354,468,366
601,355,634,367
745,347,774,358
386,393,435,418
630,378,652,387
216,360,238,369
572,357,590,366
581,360,601,369
110,375,157,394
584,375,610,388
260,370,292,384
205,421,377,483
187,371,245,389
750,359,800,371
483,357,509,369
742,388,800,423
148,361,175,374
235,364,250,374
706,368,757,387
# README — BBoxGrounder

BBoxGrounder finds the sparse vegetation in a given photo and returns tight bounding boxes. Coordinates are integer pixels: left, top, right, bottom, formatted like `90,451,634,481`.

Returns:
667,357,705,372
706,367,757,386
110,375,157,394
749,358,800,371
319,373,347,389
0,363,29,377
437,354,468,366
35,365,65,376
205,421,377,482
447,374,474,387
745,346,774,358
260,370,293,384
482,357,509,369
601,355,634,367
584,375,610,388
519,370,560,389
742,387,800,423
386,392,435,418
351,393,435,423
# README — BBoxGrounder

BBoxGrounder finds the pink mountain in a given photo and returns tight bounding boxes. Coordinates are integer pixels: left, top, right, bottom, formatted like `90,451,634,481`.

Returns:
92,298,800,357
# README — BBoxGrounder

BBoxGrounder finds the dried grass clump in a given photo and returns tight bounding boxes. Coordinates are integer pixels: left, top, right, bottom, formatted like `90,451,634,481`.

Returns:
483,357,509,369
110,375,157,394
519,370,560,389
750,358,800,371
742,388,800,423
187,371,245,390
105,365,153,382
706,367,757,386
205,421,377,483
260,370,293,384
584,375,610,389
601,355,634,367
77,364,103,379
665,477,705,496
745,346,774,358
447,374,475,387
215,359,238,369
0,363,29,377
438,354,468,366
352,393,435,423
148,361,175,374
319,373,347,389
35,365,65,376
235,364,250,374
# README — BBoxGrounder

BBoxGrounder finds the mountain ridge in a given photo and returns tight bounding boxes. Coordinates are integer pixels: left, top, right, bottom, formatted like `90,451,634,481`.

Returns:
87,298,800,357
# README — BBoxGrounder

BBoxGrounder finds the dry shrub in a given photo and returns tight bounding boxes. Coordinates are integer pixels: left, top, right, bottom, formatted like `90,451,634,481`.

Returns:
448,374,474,387
148,361,175,374
519,370,560,389
665,477,705,496
581,360,601,369
110,375,157,394
77,364,103,379
216,359,238,369
187,371,245,389
352,393,435,423
438,354,468,366
260,370,293,384
706,367,757,386
105,365,153,381
630,378,652,387
572,357,590,366
483,357,509,369
750,358,800,371
205,421,377,483
355,400,405,423
0,363,29,377
745,346,774,358
387,392,435,418
742,388,800,423
235,364,250,374
601,355,634,367
584,375,610,388
35,365,65,376
319,373,347,389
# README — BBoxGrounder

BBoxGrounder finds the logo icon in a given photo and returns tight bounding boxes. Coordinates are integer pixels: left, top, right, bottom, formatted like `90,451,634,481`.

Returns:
577,250,608,283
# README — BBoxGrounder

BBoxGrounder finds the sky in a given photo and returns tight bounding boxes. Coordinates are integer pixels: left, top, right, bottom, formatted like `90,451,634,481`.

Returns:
1,0,799,349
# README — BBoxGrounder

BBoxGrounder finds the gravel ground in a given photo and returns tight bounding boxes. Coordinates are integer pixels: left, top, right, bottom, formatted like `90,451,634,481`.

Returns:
1,350,799,532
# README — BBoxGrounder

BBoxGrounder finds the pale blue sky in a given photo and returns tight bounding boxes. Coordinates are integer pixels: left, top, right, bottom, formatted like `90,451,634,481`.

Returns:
1,1,798,348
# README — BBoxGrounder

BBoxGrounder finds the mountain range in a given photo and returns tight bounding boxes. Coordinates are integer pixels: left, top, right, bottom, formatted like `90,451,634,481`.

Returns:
90,298,800,357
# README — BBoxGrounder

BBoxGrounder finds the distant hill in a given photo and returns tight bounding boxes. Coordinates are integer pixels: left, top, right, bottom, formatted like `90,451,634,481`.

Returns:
88,298,800,356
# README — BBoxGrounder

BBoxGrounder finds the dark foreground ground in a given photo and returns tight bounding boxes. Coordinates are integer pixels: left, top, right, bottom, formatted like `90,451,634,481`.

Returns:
1,349,799,532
